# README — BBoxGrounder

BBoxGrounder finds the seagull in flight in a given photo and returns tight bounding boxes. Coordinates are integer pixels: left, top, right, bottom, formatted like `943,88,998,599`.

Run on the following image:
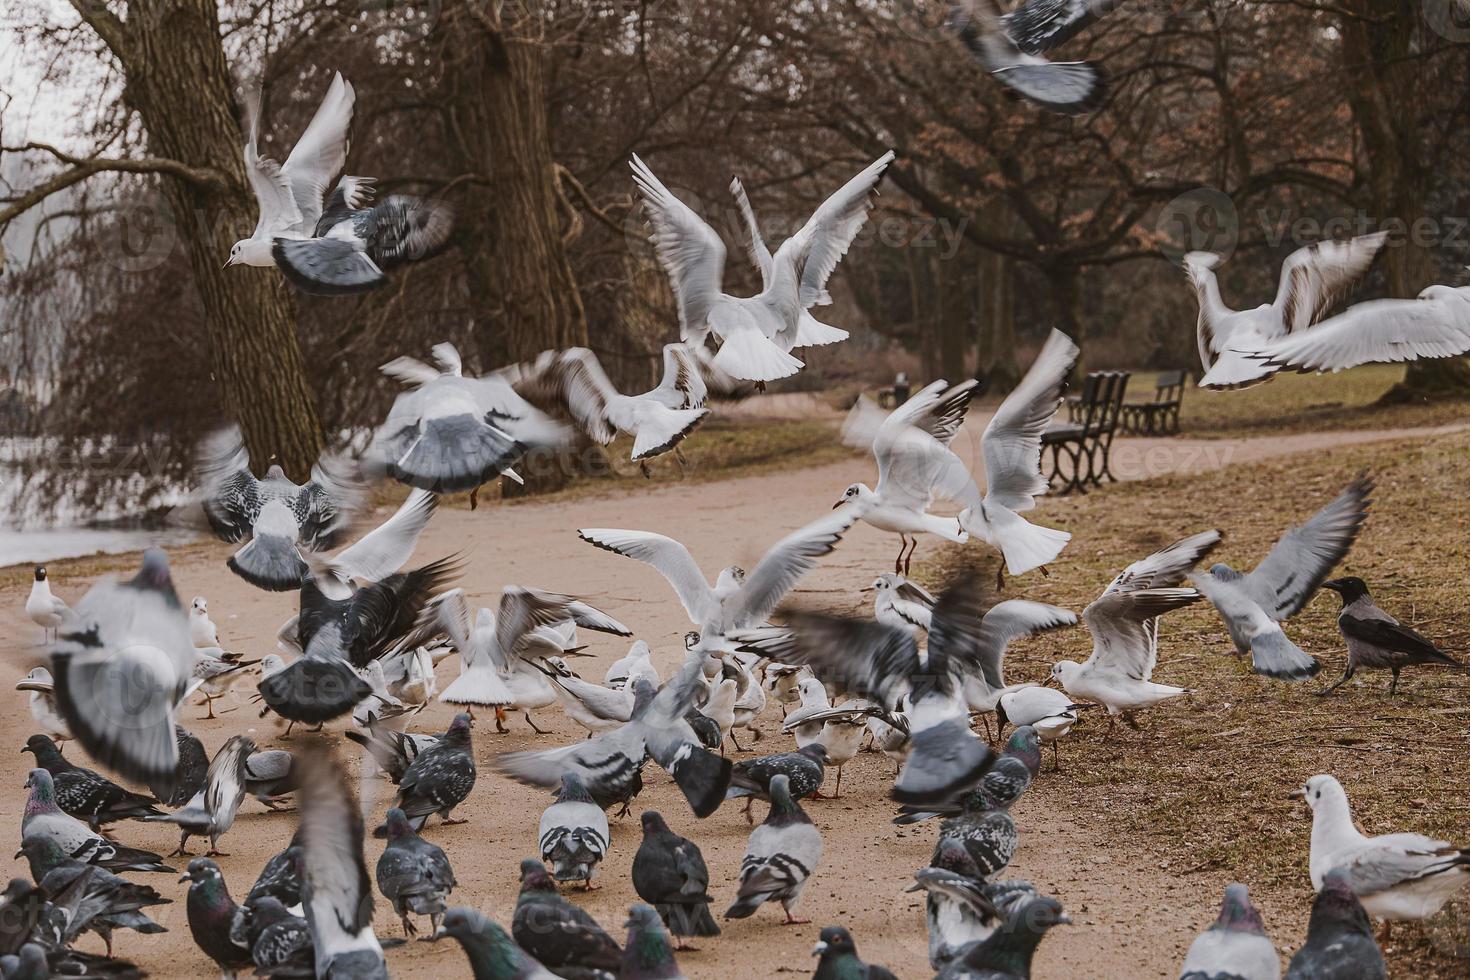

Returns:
1184,232,1387,389
632,151,894,385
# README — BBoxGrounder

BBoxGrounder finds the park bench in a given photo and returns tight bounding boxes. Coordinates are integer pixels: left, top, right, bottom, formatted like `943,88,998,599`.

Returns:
1043,370,1130,494
1120,369,1186,436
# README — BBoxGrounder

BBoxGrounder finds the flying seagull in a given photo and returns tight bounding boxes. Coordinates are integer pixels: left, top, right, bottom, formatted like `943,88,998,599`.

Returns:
1051,530,1222,722
632,150,893,385
834,328,1078,577
195,426,365,591
1319,576,1465,695
1192,475,1372,681
948,0,1117,114
1184,233,1387,389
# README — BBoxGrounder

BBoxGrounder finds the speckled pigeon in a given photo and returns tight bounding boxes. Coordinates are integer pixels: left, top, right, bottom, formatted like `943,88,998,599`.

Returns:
513,858,621,979
20,768,172,873
380,712,475,834
1285,869,1386,980
18,836,170,958
631,810,719,947
539,773,610,889
21,734,163,829
726,743,827,823
811,924,899,979
933,799,1018,881
247,896,313,976
895,726,1042,825
934,894,1072,979
150,725,209,807
908,839,1041,969
1180,883,1279,980
244,833,303,910
621,903,686,980
181,857,253,977
725,774,822,924
435,906,561,979
376,807,457,937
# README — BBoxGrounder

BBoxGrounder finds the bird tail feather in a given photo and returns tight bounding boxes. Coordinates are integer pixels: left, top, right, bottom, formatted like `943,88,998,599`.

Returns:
257,657,370,723
228,534,307,592
387,414,524,494
963,504,1070,575
711,330,803,383
437,666,514,706
664,744,732,818
792,312,849,348
1250,630,1321,682
1198,348,1276,390
630,407,709,461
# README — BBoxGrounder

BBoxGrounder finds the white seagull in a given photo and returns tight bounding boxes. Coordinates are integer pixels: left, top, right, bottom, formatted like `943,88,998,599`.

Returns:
188,596,220,649
16,666,71,747
631,150,894,385
1051,530,1222,723
834,328,1078,577
867,573,937,633
1297,774,1470,927
1183,232,1387,389
26,566,70,643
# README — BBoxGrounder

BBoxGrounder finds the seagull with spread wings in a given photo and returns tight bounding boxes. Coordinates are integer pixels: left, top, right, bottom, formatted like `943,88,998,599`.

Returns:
1184,232,1387,389
835,328,1078,577
578,508,857,641
632,151,894,385
196,426,366,592
1051,530,1222,723
1192,475,1372,681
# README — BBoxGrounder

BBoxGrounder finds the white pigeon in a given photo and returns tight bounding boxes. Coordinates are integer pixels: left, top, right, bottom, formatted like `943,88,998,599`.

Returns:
1183,232,1387,389
631,150,893,384
1051,531,1222,722
538,773,610,889
835,329,1078,577
604,640,661,691
1298,773,1470,924
1251,280,1470,377
579,507,857,640
16,666,71,746
514,345,710,472
25,567,70,643
188,596,220,648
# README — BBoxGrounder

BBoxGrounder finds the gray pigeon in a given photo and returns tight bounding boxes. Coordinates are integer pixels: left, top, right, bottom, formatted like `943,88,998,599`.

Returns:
297,747,388,978
244,748,297,809
538,773,610,888
1192,475,1372,681
1319,576,1465,695
150,725,209,807
907,838,1038,969
622,903,686,980
18,836,170,958
244,834,303,910
1179,883,1280,980
948,0,1110,115
344,713,438,783
246,895,313,976
1285,869,1386,980
513,858,622,979
376,807,457,937
896,726,1042,825
180,857,253,977
934,894,1071,979
380,712,476,833
631,811,719,946
726,743,828,823
145,733,254,856
934,799,1018,882
21,734,163,830
725,774,822,924
20,769,172,873
435,906,561,979
811,925,899,980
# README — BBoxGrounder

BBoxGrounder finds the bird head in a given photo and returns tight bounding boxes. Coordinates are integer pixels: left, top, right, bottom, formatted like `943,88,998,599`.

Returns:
1048,661,1080,687
225,238,273,268
833,483,869,510
812,925,855,958
191,596,208,614
1290,773,1345,814
181,856,224,886
32,567,46,582
1321,577,1369,604
639,810,670,836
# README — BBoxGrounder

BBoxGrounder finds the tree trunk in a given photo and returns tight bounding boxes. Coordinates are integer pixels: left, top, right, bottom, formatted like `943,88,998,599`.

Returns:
75,0,325,479
976,227,1019,391
1042,264,1085,374
1340,0,1470,401
438,0,588,369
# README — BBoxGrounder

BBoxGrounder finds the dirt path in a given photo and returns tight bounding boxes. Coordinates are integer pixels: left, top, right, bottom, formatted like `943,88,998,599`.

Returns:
1,417,1458,978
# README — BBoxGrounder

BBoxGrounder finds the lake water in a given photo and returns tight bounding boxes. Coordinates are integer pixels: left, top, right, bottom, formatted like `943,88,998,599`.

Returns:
0,525,200,567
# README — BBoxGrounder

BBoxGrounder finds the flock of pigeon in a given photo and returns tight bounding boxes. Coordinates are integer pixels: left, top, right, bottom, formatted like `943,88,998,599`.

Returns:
9,5,1470,976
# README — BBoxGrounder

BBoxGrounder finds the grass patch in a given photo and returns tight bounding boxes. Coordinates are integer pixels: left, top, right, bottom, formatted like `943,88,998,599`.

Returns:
920,429,1470,976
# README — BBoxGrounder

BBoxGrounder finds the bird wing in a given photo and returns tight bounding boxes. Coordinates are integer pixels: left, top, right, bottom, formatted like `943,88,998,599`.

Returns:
1252,287,1470,373
205,735,251,819
654,343,708,410
196,428,262,543
1101,530,1222,595
325,489,438,586
280,72,355,234
242,93,302,239
732,615,919,710
554,675,635,721
1337,835,1468,897
295,452,366,552
630,154,727,341
976,600,1077,689
981,328,1079,511
542,348,619,444
1002,0,1125,54
494,587,579,663
1271,232,1388,336
839,393,889,451
950,0,1106,115
563,599,632,638
1182,251,1230,366
493,725,645,792
1337,613,1455,664
1241,475,1372,620
878,377,978,448
1081,588,1199,681
379,356,442,389
296,748,382,975
775,151,895,308
577,529,720,627
730,508,859,627
729,176,774,288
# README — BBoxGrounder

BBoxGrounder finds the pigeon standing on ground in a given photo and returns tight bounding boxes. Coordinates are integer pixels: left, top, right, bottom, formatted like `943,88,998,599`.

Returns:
725,774,823,924
25,567,70,643
244,896,313,976
15,668,69,747
632,811,719,948
539,773,610,889
146,734,253,857
383,712,476,832
151,726,210,807
21,734,163,829
18,836,171,957
906,838,1037,969
1192,476,1372,681
20,768,172,873
243,748,297,810
345,714,437,784
934,895,1072,979
1319,576,1465,695
1285,869,1387,980
189,596,220,648
180,857,253,977
621,903,686,980
934,798,1018,882
1296,774,1470,927
811,925,899,979
1052,531,1222,723
725,744,828,822
376,807,457,938
1179,883,1280,980
513,859,622,978
436,906,560,979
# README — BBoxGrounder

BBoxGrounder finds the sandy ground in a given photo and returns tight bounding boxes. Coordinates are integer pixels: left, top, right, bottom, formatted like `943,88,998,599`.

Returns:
2,415,1464,979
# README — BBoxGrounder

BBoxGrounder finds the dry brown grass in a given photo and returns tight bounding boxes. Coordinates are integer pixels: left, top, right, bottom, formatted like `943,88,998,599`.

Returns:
921,428,1470,975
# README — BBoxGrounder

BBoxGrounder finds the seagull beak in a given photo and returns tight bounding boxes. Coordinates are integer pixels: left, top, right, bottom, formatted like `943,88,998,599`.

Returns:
1040,675,1058,689
831,499,844,510
1288,788,1307,799
859,585,874,593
